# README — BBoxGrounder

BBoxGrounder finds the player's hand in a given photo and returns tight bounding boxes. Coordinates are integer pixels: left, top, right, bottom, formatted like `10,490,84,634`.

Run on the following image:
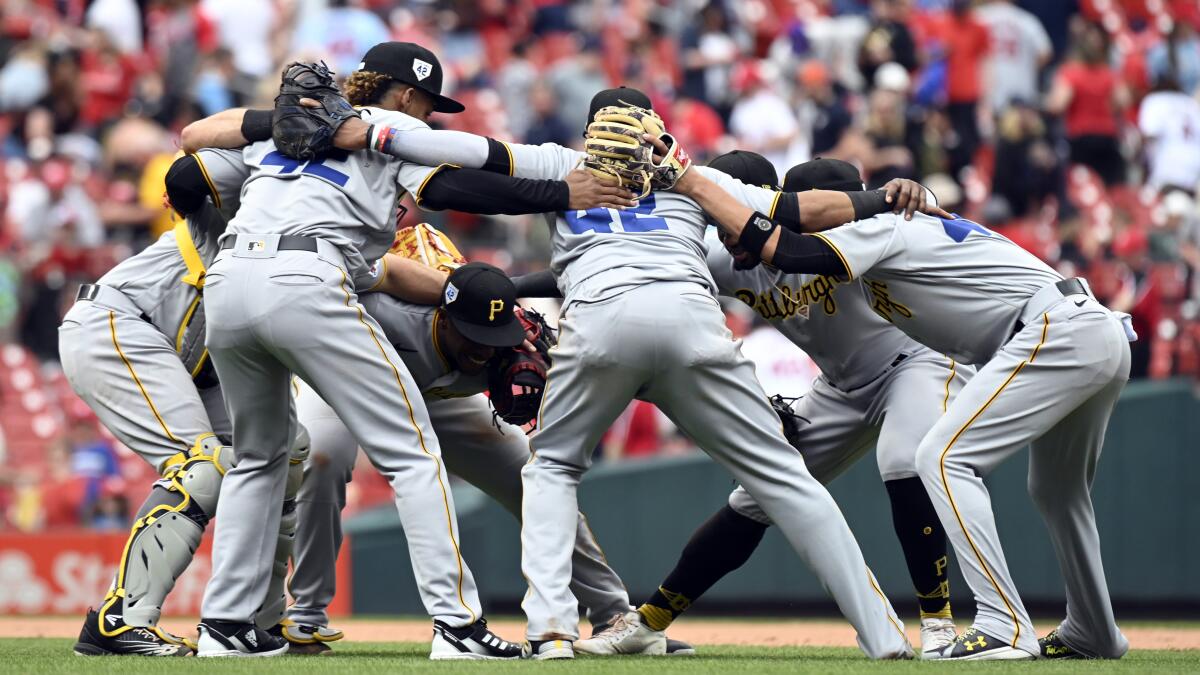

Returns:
644,134,698,194
299,97,370,151
565,170,638,210
883,178,952,220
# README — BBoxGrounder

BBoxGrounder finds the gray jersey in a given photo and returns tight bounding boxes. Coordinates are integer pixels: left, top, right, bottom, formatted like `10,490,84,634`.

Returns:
228,107,441,288
358,293,487,399
706,242,921,391
96,148,247,374
506,143,780,306
816,212,1061,364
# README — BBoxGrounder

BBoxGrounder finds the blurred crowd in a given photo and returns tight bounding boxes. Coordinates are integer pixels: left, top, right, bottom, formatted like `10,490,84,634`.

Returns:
3,0,1200,530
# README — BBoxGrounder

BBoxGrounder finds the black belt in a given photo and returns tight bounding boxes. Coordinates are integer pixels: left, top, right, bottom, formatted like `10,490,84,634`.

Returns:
77,284,153,323
1013,278,1089,336
219,235,318,252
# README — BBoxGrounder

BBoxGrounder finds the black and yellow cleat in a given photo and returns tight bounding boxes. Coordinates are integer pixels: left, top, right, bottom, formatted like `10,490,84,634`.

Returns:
73,607,192,656
267,621,332,656
926,627,1036,661
1039,628,1085,660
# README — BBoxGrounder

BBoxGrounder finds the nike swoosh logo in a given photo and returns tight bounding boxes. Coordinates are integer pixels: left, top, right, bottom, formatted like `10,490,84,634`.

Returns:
1074,299,1086,307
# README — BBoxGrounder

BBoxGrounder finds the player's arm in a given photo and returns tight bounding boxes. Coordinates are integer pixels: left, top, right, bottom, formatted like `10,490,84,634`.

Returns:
512,270,563,299
333,116,581,181
418,167,635,213
180,108,273,153
370,255,448,304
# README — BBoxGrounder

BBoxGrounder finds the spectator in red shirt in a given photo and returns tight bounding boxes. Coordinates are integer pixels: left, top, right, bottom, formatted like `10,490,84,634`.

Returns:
79,30,138,129
1045,20,1131,185
941,0,990,179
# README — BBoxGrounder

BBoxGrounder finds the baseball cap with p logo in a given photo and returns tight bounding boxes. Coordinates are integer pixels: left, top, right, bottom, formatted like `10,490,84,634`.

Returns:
441,262,526,348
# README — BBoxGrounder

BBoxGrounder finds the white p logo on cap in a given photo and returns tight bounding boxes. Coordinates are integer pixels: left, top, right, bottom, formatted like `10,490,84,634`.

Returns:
412,59,432,81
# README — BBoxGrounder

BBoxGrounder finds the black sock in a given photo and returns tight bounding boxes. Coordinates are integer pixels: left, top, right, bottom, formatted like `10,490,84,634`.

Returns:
637,505,768,631
885,477,952,618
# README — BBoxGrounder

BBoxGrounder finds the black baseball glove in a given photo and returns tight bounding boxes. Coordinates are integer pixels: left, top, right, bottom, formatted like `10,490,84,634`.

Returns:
272,61,360,161
769,394,809,448
488,307,556,431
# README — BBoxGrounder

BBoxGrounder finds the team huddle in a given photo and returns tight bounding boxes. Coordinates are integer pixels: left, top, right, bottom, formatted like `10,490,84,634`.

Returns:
60,39,1135,662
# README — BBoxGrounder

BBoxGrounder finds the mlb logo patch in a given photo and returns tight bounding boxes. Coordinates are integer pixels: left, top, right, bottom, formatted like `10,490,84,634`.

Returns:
444,282,459,304
412,59,432,81
247,240,266,252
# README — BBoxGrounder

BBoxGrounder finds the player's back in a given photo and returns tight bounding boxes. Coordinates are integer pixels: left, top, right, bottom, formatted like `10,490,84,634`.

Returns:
706,240,923,390
508,150,776,306
229,107,428,282
818,211,1062,364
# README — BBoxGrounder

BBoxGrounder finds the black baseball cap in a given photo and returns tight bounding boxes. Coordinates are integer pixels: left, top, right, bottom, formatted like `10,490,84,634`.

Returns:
587,86,653,123
441,263,525,348
358,42,465,114
708,150,780,190
783,158,864,193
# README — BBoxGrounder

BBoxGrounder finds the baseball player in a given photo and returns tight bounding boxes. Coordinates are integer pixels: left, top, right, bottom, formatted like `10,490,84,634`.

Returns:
513,154,969,657
62,148,309,657
324,86,957,660
185,46,635,658
669,138,1135,660
285,255,689,655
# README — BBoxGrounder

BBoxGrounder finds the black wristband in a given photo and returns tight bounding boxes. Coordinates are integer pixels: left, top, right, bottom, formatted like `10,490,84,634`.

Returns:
847,188,889,221
241,109,273,143
734,211,778,257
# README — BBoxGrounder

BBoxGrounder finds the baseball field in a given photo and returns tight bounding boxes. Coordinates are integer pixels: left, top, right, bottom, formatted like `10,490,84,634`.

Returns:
3,616,1199,673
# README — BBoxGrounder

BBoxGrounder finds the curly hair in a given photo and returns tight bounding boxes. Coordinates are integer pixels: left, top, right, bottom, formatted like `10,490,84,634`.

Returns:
344,71,399,107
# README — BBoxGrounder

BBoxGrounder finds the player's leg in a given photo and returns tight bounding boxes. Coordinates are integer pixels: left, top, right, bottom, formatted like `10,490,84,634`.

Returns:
197,335,296,657
60,304,223,656
914,306,1125,660
257,421,309,631
522,303,648,658
645,290,911,660
874,354,967,654
1028,317,1131,660
635,377,875,632
428,395,632,627
286,379,354,645
280,275,516,659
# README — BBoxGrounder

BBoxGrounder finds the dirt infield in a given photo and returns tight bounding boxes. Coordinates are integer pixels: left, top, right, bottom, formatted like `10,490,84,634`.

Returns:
3,616,1198,650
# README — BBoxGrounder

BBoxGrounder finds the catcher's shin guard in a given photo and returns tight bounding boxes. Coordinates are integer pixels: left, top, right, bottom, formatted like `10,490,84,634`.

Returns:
257,427,311,629
98,434,233,633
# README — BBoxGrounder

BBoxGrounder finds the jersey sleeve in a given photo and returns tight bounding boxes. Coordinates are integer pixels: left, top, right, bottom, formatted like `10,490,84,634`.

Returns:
503,142,585,181
192,148,248,219
808,213,904,281
694,165,783,217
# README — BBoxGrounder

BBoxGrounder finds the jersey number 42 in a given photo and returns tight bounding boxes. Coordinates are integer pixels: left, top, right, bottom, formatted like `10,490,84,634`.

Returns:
261,150,351,187
566,194,668,234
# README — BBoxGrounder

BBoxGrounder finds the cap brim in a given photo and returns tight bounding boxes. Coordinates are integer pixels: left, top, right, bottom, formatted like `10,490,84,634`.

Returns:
450,314,527,348
431,92,465,114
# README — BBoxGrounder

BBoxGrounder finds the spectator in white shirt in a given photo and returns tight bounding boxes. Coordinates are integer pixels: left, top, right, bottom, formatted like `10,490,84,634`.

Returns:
976,0,1052,113
1138,74,1200,195
729,61,804,177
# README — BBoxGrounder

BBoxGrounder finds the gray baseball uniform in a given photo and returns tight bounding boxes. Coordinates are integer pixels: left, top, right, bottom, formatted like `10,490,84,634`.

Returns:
492,145,909,656
703,240,968,505
58,150,253,637
287,293,630,629
816,211,1132,658
201,107,485,628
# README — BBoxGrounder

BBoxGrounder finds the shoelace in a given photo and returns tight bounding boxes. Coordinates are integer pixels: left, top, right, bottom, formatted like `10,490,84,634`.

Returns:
596,613,638,643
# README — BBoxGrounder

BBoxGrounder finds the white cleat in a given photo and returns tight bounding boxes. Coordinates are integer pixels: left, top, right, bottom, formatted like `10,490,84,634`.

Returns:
575,611,667,656
919,617,957,658
522,638,574,660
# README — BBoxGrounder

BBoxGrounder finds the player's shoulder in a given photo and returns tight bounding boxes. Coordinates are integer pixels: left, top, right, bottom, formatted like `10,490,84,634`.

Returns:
358,106,430,131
